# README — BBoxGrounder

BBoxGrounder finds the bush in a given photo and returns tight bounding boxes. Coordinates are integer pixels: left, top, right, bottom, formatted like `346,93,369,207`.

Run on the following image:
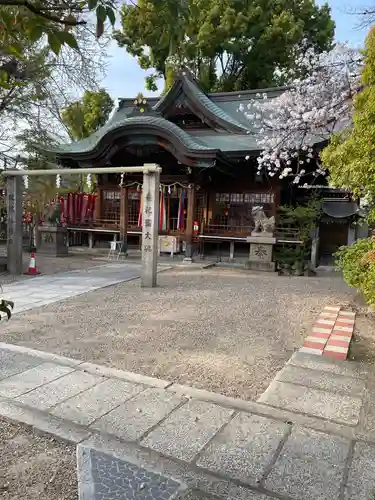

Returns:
276,200,322,275
335,238,375,306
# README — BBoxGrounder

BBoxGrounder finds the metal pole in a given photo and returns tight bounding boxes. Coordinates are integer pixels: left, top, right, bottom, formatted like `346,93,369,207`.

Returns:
2,166,160,177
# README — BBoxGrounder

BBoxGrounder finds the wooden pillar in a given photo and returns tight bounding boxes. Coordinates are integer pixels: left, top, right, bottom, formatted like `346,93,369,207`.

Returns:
88,231,94,249
310,226,320,269
166,194,170,232
7,174,23,275
184,183,195,261
120,186,128,254
205,191,209,228
229,241,235,261
95,188,101,221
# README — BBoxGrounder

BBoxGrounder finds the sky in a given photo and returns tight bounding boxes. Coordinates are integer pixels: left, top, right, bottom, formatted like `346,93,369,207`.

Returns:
101,0,369,101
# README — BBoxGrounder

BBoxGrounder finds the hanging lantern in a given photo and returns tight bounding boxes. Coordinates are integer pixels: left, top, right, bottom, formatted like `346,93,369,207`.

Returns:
56,174,61,188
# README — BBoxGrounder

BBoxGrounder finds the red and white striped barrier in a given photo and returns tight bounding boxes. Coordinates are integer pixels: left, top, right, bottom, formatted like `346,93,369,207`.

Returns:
300,306,355,360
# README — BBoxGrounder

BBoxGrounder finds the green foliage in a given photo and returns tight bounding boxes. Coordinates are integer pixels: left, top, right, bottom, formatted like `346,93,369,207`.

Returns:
61,89,113,140
275,200,322,275
321,27,375,221
47,203,62,226
0,0,116,66
335,237,375,307
114,0,335,92
278,200,322,241
0,299,14,320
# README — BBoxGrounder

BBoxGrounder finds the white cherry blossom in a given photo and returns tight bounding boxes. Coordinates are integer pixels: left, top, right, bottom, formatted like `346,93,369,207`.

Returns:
241,43,362,184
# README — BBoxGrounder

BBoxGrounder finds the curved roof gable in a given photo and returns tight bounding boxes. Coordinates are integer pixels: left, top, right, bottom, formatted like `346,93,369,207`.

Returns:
46,115,228,167
153,72,250,133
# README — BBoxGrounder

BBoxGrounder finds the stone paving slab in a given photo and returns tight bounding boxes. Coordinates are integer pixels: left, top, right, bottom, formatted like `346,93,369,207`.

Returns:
196,412,289,485
175,487,275,500
344,442,375,500
80,433,270,500
276,364,366,396
0,350,44,379
16,370,105,410
3,263,166,314
264,427,350,500
2,344,375,500
0,362,74,397
79,361,171,389
92,388,184,442
51,378,145,426
141,400,234,462
258,379,362,425
226,487,275,500
0,342,83,367
0,397,92,443
358,388,375,440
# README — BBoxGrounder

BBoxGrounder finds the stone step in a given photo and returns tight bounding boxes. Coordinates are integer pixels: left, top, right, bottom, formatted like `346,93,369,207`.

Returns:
288,351,368,379
257,378,363,425
257,352,368,425
275,363,366,397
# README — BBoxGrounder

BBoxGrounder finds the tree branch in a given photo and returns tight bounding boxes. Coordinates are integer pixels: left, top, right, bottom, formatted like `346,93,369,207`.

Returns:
0,0,87,26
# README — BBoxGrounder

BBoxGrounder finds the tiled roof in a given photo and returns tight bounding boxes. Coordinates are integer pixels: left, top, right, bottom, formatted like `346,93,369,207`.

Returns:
51,114,215,155
153,74,249,132
45,74,329,159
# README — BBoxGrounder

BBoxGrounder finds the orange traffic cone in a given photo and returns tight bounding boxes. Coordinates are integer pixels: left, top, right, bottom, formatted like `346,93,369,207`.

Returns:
25,252,40,275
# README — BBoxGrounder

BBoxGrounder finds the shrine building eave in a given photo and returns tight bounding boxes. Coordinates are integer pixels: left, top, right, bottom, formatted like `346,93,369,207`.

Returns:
152,71,250,134
43,115,231,168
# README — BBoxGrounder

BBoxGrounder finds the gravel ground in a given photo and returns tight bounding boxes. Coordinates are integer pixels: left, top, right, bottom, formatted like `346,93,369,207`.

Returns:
0,418,77,499
0,267,353,400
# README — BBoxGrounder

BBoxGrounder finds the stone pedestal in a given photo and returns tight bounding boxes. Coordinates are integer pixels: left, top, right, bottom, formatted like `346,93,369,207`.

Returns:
38,226,68,257
245,236,276,272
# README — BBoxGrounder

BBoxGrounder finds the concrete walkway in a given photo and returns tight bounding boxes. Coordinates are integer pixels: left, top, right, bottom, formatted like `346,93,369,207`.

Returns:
2,263,169,315
0,343,375,500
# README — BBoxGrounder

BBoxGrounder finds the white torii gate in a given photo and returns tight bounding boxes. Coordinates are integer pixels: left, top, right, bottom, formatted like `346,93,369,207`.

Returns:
3,163,161,287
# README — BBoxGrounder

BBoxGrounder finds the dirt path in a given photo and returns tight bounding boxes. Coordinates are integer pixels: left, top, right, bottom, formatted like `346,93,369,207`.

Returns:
0,418,77,499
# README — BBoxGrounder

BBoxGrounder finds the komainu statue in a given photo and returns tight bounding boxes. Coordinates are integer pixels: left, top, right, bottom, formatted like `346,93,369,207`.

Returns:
251,206,275,236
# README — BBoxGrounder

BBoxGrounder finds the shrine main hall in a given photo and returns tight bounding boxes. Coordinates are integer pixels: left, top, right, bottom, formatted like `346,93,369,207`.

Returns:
45,71,360,263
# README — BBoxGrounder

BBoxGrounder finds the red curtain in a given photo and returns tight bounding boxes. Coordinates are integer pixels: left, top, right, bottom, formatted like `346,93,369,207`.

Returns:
60,193,96,225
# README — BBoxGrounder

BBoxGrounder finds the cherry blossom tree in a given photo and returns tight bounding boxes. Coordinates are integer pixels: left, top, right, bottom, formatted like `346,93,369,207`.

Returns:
240,43,362,185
